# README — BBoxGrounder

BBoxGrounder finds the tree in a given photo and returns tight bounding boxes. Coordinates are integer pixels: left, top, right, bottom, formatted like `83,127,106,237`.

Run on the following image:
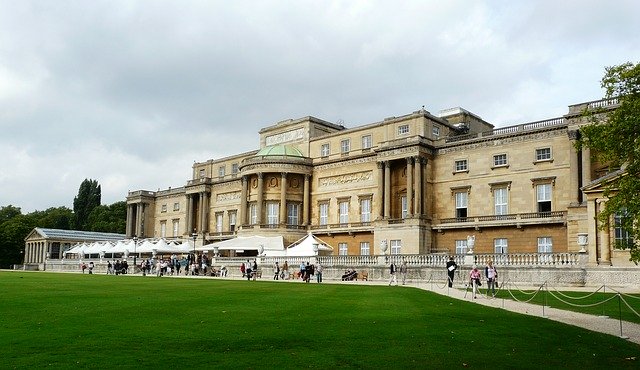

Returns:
86,201,126,234
577,61,640,262
73,179,101,231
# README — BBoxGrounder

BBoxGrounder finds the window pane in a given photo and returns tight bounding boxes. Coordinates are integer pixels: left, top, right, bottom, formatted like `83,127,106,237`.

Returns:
339,201,349,224
250,203,257,224
360,198,371,222
338,243,348,256
455,240,467,254
319,203,328,225
287,203,298,225
267,202,279,225
360,242,370,255
390,240,401,254
494,188,508,215
362,135,372,149
494,238,508,253
401,196,408,219
537,237,552,253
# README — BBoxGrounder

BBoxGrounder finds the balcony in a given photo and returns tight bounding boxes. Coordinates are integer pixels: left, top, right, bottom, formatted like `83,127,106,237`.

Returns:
309,222,374,234
435,211,567,231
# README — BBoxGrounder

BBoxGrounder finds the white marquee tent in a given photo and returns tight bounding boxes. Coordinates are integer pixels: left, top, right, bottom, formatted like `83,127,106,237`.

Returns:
282,234,333,257
199,235,285,255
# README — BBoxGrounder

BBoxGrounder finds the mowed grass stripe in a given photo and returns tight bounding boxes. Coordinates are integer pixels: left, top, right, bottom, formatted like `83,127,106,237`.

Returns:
0,272,638,369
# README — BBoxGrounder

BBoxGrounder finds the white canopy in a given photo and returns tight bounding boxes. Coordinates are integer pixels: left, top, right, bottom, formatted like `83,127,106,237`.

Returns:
200,235,284,254
283,234,333,257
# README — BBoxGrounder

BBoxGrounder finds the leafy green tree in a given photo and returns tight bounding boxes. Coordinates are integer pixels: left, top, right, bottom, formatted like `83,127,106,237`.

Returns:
73,179,101,231
577,61,640,262
87,201,126,234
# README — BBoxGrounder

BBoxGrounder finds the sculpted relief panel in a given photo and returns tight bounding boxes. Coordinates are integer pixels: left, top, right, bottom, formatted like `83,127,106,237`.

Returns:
216,192,241,203
265,128,305,146
318,171,373,190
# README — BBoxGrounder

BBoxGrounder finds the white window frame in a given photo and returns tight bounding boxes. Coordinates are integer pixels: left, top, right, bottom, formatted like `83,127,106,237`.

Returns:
319,203,329,226
494,238,508,254
361,134,372,150
172,220,179,237
161,204,167,213
493,154,507,167
536,184,552,213
432,126,440,139
338,243,348,256
390,240,402,255
173,202,180,211
398,124,409,135
340,139,351,154
360,198,371,223
229,211,237,231
494,187,508,215
287,203,299,225
266,202,279,225
216,213,223,233
614,210,634,248
320,143,330,157
231,163,239,174
249,203,257,225
360,242,370,256
455,191,468,219
218,166,225,178
160,221,166,238
535,147,552,161
199,169,205,178
401,196,408,219
455,240,468,254
339,201,349,225
455,159,468,172
537,237,553,253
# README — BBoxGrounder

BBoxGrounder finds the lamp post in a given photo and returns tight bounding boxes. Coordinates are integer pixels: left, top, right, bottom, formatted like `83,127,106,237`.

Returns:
192,232,197,259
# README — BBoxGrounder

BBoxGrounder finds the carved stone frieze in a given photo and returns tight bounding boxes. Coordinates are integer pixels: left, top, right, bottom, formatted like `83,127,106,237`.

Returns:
318,171,373,189
314,156,376,170
437,128,567,155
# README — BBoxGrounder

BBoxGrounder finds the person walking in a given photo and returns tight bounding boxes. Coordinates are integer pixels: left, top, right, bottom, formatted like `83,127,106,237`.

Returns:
282,260,289,280
446,256,457,288
273,262,280,280
316,262,323,283
485,260,498,297
388,262,398,286
469,266,481,299
399,259,408,285
252,260,258,281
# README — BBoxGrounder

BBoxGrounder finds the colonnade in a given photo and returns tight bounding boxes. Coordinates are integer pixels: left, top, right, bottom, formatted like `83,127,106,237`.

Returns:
24,241,47,263
377,156,426,219
568,129,592,204
186,191,209,234
126,203,146,237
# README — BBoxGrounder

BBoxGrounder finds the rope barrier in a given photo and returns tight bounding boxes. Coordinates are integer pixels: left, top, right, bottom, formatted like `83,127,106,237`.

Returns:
619,295,640,319
608,287,640,301
545,289,619,308
504,282,544,303
545,284,606,300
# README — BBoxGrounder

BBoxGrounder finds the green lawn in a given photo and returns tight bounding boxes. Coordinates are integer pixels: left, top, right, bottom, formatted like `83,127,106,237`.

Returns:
1,272,638,369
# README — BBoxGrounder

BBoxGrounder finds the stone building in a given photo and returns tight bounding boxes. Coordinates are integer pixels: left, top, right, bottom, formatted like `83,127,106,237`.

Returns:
126,97,632,265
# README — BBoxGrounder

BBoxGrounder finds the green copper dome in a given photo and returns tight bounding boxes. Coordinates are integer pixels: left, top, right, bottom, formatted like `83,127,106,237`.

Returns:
255,145,305,158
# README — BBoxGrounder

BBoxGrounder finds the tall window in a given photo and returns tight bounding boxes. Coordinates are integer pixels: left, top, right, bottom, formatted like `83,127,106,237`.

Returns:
493,154,507,167
455,159,468,172
614,210,634,248
218,166,225,178
398,125,409,135
536,184,552,213
494,238,508,254
172,220,179,237
494,188,508,215
537,237,553,253
455,240,468,254
229,211,237,232
432,126,440,139
266,202,279,225
321,143,330,157
319,203,329,226
160,221,166,238
361,135,372,150
249,203,257,225
287,203,299,225
338,243,348,256
161,204,167,213
231,163,239,174
536,147,552,161
339,201,349,225
360,198,371,223
173,202,180,211
340,139,350,154
216,213,223,232
390,240,402,254
360,242,370,255
455,191,468,219
199,169,205,178
401,196,408,219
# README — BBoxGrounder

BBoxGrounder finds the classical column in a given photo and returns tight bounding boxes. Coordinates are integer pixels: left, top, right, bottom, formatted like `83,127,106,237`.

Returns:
238,176,247,227
376,162,384,219
384,161,391,218
126,205,133,237
303,174,310,226
256,173,264,225
414,157,423,216
581,146,592,197
135,204,143,237
406,157,414,217
568,130,581,204
597,199,611,265
187,195,194,234
280,173,287,224
201,192,209,233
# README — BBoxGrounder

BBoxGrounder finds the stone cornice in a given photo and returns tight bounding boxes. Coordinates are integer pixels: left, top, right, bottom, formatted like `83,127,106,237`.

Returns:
436,127,567,155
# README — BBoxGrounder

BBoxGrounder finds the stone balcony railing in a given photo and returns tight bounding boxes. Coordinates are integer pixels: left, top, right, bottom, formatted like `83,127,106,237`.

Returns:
443,117,565,144
435,211,567,230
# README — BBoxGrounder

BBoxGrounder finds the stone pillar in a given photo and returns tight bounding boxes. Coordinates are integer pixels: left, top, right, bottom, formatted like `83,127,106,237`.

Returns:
187,195,194,234
581,146,591,198
414,157,423,216
303,174,310,225
377,162,384,219
384,161,391,219
238,176,247,227
201,192,209,233
587,198,598,265
256,173,264,225
280,173,287,224
597,199,611,265
126,205,133,237
568,130,580,204
406,157,413,217
135,205,143,237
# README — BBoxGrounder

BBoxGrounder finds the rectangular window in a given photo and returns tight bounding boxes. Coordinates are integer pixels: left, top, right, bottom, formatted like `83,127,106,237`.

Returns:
287,203,299,225
266,202,279,225
249,203,257,225
398,124,409,135
340,139,350,154
614,210,634,248
537,237,553,253
338,243,348,256
229,211,237,232
321,143,330,157
536,147,552,161
455,159,468,172
455,192,468,219
231,163,239,174
218,166,225,178
161,204,167,213
401,196,408,219
455,240,468,254
536,184,552,213
361,135,372,150
173,202,180,211
160,221,166,238
493,154,507,167
360,198,371,223
494,238,508,254
432,126,440,139
339,201,349,225
199,169,205,178
390,240,402,255
494,188,508,215
319,203,329,226
216,213,223,232
360,242,370,256
172,220,179,237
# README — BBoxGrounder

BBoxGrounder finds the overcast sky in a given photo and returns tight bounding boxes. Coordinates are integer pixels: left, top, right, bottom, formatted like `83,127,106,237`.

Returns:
1,0,639,213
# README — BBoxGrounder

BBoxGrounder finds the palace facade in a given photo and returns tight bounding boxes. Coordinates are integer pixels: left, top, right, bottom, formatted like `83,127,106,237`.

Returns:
126,97,630,265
